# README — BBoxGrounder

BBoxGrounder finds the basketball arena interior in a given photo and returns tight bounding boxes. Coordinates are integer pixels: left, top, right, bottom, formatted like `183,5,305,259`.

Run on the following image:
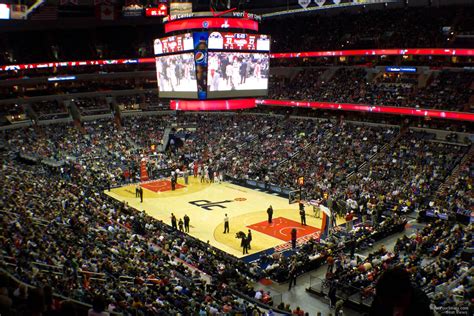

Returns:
0,0,473,315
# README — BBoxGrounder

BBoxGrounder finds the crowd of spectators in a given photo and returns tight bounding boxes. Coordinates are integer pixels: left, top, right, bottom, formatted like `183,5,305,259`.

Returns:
411,71,474,112
5,113,469,220
116,95,141,111
0,155,268,315
30,100,69,121
342,130,468,216
1,91,170,126
1,79,152,100
121,115,167,150
224,118,322,181
75,97,111,116
0,104,26,126
269,67,474,112
1,111,472,315
269,68,326,101
425,154,473,224
2,7,472,65
263,7,467,52
270,123,397,194
142,92,166,111
1,66,472,127
319,220,472,312
259,215,407,282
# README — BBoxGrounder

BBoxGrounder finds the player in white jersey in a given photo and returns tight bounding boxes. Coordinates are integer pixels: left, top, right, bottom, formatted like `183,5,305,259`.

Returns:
204,165,210,183
219,171,224,183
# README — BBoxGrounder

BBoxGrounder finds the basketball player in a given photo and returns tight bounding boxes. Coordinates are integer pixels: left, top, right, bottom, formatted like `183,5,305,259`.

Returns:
183,170,189,185
183,214,190,233
300,208,306,226
247,230,252,250
178,218,184,232
223,214,229,233
291,228,297,249
254,60,261,82
193,161,198,178
171,213,177,230
267,205,273,224
226,62,233,87
209,68,220,91
242,233,249,254
204,165,210,183
200,166,205,183
219,170,224,183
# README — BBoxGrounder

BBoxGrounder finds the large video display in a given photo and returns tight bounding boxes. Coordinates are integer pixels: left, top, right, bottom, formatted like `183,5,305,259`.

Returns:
207,52,269,98
0,4,10,19
155,53,198,99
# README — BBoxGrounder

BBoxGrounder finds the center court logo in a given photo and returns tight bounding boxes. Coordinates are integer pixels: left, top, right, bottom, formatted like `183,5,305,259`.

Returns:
189,197,245,210
189,199,232,210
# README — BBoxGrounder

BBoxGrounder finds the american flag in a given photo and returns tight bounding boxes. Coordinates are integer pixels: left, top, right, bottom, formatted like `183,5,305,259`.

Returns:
30,5,58,20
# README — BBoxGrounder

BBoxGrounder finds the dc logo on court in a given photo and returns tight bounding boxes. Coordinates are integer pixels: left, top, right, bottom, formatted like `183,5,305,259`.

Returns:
189,199,233,210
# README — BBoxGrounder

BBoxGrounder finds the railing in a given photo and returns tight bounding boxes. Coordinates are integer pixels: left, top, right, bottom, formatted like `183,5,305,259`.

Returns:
349,126,406,178
228,288,291,315
0,267,123,315
307,275,373,312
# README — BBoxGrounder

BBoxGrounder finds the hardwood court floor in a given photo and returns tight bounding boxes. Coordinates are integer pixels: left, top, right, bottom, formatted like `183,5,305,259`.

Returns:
105,177,344,258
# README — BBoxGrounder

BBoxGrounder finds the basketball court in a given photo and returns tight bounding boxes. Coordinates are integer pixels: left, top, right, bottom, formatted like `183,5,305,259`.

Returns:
105,177,345,258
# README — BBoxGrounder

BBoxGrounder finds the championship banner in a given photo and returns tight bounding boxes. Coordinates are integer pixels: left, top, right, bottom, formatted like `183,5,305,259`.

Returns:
210,0,232,11
97,5,116,20
315,0,326,7
60,0,78,5
170,1,192,15
122,4,143,17
298,0,311,9
264,0,400,18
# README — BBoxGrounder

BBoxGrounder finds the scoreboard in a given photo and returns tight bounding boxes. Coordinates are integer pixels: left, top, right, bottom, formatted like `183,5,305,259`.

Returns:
208,32,270,51
154,31,270,100
153,33,194,55
145,4,168,17
155,12,269,100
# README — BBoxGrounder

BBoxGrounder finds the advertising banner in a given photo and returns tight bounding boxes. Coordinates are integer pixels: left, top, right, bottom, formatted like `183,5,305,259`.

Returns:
193,32,209,100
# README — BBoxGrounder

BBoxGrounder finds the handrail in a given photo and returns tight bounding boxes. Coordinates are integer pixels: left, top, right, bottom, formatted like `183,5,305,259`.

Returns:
228,288,291,315
29,262,107,277
0,268,123,315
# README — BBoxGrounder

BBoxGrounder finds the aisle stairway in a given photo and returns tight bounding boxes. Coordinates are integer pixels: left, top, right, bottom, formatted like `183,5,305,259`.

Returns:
160,127,172,152
436,143,474,195
347,125,407,179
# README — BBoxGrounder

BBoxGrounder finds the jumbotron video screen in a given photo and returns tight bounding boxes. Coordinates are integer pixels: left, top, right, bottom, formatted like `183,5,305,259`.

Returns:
155,53,198,99
207,51,270,98
153,31,270,99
